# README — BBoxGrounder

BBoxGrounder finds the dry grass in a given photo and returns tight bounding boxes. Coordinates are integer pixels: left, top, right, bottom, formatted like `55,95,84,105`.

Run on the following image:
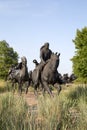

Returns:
0,79,6,88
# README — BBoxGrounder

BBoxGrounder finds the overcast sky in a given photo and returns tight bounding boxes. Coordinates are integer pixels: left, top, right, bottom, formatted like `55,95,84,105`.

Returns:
0,0,87,75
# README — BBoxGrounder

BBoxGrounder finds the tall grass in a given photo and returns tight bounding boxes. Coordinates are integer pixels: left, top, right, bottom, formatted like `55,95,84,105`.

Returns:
60,86,87,130
0,84,87,130
0,79,13,93
37,85,87,130
0,93,29,130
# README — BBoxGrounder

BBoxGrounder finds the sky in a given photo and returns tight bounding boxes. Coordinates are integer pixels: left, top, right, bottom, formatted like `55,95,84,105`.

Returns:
0,0,87,75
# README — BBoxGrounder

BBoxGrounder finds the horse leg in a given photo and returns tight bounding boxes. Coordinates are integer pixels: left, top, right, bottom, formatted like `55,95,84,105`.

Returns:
18,82,22,95
42,87,46,96
42,81,54,97
25,81,30,94
12,82,15,93
33,84,38,97
54,83,62,95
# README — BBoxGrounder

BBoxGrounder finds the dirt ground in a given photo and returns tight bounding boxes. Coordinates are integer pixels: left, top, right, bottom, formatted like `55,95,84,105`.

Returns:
22,90,58,106
22,92,38,106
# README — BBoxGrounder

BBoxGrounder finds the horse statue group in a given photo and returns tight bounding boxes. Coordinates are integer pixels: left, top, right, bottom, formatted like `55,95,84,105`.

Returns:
7,44,62,97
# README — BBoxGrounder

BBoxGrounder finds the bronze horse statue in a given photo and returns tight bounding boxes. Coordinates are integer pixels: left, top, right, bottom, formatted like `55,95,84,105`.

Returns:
41,52,61,97
7,56,30,94
28,60,44,95
29,52,62,97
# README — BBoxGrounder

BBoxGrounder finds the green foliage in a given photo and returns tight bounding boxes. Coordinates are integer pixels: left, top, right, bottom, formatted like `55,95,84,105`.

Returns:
71,27,87,83
0,40,18,79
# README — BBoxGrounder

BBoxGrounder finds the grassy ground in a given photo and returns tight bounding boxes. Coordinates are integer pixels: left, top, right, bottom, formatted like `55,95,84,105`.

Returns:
0,79,6,88
0,80,87,130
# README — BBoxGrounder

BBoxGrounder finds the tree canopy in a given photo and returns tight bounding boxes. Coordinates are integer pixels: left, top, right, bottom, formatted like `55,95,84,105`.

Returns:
0,40,19,79
71,27,87,83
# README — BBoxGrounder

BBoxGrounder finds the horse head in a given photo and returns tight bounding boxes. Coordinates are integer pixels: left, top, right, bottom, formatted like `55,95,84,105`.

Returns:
49,52,60,70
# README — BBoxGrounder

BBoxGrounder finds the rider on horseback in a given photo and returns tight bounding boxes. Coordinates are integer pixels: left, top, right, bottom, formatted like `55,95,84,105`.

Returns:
40,42,52,63
33,42,53,86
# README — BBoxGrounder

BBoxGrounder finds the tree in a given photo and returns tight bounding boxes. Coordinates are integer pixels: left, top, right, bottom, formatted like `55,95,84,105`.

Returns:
0,40,19,79
71,27,87,83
